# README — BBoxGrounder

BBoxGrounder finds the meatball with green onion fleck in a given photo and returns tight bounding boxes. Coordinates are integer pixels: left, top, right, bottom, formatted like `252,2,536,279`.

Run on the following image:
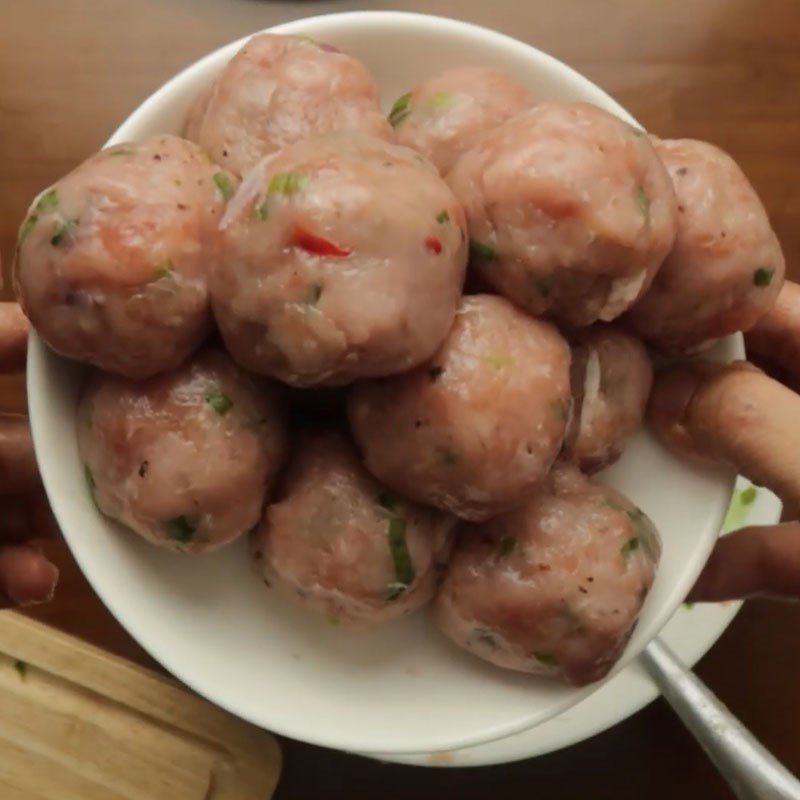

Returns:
447,103,677,327
251,430,455,629
563,325,653,473
390,66,533,175
77,348,287,554
625,138,785,353
183,33,391,177
435,463,660,685
213,133,468,386
348,294,571,521
14,135,233,379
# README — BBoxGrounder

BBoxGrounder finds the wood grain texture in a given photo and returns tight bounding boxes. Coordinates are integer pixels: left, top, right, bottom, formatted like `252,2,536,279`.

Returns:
1,0,799,796
0,613,281,799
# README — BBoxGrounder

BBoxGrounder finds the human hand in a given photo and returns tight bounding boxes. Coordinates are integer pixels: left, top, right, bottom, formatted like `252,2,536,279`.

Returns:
0,302,59,608
648,281,800,601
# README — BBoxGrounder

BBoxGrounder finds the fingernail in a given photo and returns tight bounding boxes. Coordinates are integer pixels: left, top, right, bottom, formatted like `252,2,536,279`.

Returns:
38,561,59,604
651,365,703,427
648,366,706,462
9,560,59,607
666,365,703,415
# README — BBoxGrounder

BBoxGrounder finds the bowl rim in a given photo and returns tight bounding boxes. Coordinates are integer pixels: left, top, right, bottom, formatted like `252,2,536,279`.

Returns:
27,9,736,755
110,10,642,144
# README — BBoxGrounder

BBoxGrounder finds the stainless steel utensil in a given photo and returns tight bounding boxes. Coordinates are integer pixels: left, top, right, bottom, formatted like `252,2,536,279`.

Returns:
641,638,800,799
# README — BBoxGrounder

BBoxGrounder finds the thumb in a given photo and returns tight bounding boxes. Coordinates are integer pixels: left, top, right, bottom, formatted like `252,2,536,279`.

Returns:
648,361,800,510
0,544,58,608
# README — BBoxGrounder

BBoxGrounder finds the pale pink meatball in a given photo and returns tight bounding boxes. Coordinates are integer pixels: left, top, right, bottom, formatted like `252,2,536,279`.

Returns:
447,103,678,327
14,135,232,378
390,67,533,175
251,430,455,629
77,349,287,554
213,133,468,386
348,295,571,521
564,325,653,472
183,85,213,143
184,33,391,177
626,138,785,352
435,464,660,685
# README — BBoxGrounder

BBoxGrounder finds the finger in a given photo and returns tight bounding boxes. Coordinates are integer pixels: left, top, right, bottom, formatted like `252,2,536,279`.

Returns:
689,522,800,602
648,362,800,508
647,361,733,464
746,281,800,388
647,360,759,463
0,496,60,543
0,415,40,496
0,544,58,607
0,302,29,373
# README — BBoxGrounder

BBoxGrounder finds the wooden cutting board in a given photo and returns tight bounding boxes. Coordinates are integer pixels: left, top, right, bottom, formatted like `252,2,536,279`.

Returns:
0,612,281,799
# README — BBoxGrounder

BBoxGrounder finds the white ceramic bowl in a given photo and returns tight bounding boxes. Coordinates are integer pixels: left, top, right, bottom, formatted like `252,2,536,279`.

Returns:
27,11,738,755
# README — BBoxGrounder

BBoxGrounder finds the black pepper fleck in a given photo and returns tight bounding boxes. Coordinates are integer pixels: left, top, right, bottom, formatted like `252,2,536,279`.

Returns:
138,460,149,478
428,366,444,381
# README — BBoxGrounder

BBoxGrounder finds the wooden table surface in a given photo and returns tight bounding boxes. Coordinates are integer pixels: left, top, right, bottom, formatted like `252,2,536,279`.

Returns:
2,1,799,796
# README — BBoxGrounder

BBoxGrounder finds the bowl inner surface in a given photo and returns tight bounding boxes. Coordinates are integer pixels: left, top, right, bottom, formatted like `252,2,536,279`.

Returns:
27,11,737,755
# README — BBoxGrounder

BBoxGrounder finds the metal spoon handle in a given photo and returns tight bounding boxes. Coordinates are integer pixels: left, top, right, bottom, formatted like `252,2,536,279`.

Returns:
641,639,800,800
